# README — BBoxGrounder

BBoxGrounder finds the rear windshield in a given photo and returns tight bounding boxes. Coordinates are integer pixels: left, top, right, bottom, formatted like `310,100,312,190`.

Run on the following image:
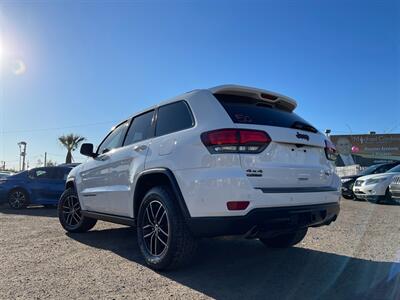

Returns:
214,94,317,133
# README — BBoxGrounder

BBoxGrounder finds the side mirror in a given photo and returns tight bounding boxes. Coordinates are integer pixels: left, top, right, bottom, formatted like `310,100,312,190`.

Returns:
80,143,97,158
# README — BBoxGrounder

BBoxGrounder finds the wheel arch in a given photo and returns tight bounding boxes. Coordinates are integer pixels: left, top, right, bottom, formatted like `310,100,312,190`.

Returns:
65,180,76,191
133,168,191,221
8,186,30,197
7,186,31,205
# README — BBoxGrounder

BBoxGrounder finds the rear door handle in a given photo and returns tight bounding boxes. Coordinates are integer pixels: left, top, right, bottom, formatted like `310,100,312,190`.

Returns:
134,144,147,152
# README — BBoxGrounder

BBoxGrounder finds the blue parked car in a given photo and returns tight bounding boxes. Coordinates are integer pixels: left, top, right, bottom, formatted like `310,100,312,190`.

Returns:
0,166,73,209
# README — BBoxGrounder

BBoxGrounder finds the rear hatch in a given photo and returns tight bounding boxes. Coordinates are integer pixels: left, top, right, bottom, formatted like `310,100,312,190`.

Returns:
214,93,335,190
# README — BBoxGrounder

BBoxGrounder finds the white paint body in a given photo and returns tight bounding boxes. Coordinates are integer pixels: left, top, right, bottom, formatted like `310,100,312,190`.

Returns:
353,172,400,197
68,85,341,218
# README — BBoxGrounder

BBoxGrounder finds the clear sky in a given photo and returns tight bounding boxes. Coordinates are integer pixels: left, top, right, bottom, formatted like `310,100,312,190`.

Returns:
0,0,399,170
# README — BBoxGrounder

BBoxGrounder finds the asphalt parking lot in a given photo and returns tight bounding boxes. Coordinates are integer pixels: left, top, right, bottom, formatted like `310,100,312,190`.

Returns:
0,199,399,300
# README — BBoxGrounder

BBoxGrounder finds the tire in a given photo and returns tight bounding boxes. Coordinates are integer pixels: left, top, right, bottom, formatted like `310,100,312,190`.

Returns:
384,188,392,204
342,195,353,200
8,188,29,209
58,188,97,233
259,228,308,248
137,186,197,270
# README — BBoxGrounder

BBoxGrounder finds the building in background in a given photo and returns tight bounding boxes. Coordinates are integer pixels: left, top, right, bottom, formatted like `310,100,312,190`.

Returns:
330,133,400,167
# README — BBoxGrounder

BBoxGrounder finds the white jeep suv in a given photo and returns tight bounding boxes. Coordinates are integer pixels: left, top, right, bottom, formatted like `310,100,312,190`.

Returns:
58,85,341,270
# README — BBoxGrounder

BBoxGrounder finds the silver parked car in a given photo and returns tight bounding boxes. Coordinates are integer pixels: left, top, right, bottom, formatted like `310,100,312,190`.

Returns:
389,175,400,204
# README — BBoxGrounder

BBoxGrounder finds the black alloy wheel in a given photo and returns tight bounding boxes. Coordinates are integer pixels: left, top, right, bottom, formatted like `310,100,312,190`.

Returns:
141,200,170,257
8,189,28,209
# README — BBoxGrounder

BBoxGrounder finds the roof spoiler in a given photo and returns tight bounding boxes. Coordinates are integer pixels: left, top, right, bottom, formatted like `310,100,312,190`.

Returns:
209,84,297,112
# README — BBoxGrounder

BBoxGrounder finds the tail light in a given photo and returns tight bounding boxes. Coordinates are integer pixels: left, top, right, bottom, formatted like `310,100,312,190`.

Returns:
201,129,271,154
325,140,338,161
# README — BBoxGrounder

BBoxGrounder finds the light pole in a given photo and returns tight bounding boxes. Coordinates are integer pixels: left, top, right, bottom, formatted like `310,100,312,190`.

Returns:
18,144,22,171
17,141,27,171
325,129,331,138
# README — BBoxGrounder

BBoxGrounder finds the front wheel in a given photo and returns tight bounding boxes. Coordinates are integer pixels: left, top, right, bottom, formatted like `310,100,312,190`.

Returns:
259,228,308,248
384,188,393,204
58,188,97,233
8,188,29,209
137,186,197,270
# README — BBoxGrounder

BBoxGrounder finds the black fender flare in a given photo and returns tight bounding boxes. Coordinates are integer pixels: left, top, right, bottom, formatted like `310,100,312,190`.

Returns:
65,180,76,191
134,168,191,222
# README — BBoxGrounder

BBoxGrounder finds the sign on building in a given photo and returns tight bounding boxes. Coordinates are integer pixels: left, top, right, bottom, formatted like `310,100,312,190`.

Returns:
330,134,400,167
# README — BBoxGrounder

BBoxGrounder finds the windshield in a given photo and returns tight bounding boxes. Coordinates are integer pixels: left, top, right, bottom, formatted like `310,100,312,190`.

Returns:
359,165,381,176
386,164,400,173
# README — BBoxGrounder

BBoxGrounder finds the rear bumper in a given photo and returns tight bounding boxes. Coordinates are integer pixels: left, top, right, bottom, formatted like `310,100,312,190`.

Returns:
187,202,340,237
174,167,341,217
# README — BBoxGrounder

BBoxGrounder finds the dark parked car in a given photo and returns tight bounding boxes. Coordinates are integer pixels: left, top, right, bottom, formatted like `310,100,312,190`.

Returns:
341,162,400,199
0,166,73,209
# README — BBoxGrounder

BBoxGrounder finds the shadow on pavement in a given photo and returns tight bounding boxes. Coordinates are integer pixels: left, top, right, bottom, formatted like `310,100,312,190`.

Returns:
0,204,58,218
68,227,400,300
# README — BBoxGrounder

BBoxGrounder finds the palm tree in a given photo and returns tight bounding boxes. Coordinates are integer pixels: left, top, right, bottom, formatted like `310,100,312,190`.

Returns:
58,134,85,164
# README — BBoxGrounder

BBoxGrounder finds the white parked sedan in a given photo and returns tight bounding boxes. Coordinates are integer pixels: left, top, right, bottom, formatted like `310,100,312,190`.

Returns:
353,164,400,203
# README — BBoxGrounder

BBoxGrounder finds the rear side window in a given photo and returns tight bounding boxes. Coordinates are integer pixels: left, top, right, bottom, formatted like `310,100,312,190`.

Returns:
155,101,194,137
54,168,72,180
214,94,317,133
29,168,52,179
381,163,400,173
124,110,155,146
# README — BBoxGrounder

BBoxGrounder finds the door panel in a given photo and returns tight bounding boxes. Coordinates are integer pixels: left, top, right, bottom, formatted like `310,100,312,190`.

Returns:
28,168,64,204
79,155,111,213
79,121,129,213
30,179,64,203
105,109,154,217
106,143,149,217
79,111,154,216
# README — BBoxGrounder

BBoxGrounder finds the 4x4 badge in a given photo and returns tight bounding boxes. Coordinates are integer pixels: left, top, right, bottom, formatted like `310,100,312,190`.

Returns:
296,132,309,141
